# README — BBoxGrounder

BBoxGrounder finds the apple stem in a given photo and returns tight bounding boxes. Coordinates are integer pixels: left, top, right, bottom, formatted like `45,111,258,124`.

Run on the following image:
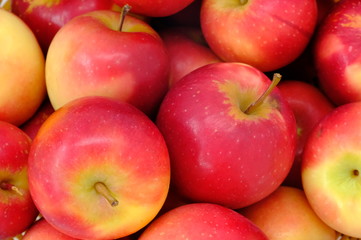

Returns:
244,73,282,114
118,4,132,32
94,182,119,207
0,181,23,196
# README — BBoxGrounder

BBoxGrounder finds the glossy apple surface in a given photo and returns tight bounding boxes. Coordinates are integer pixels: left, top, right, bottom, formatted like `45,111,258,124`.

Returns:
28,96,170,239
157,62,297,209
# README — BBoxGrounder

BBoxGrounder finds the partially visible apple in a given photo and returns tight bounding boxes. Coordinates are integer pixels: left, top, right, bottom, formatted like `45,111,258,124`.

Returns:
0,0,11,10
156,62,297,209
45,9,170,117
0,8,46,126
0,121,39,239
28,96,170,239
302,101,361,238
200,0,318,72
240,186,337,240
138,203,269,240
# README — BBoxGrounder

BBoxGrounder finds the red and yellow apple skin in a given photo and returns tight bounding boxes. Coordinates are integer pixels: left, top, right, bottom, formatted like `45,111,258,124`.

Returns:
45,10,170,117
302,102,361,238
314,0,361,106
139,203,269,240
200,0,318,72
0,8,46,126
240,186,337,240
0,121,39,239
156,62,297,209
278,80,334,188
28,96,171,239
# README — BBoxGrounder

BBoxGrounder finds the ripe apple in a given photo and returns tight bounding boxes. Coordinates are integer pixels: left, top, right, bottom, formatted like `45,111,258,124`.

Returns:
313,0,361,105
240,186,337,240
112,0,195,17
0,8,46,126
138,203,269,240
0,121,39,239
45,9,170,117
200,0,318,72
156,62,297,209
302,101,361,238
28,96,171,239
278,80,334,188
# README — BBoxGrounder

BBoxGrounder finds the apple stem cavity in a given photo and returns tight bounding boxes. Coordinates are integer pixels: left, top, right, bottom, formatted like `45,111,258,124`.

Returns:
244,73,282,114
118,4,132,32
94,182,119,207
239,0,248,5
0,181,23,196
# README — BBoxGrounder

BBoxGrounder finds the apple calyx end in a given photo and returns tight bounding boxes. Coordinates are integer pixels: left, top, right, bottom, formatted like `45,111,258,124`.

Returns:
353,169,359,177
94,182,119,207
0,181,24,196
118,4,132,32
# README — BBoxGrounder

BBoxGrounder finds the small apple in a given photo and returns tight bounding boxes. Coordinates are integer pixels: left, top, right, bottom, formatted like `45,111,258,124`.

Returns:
0,121,39,239
302,101,361,238
156,62,297,209
200,0,318,72
138,203,269,240
240,186,337,240
45,9,170,117
28,96,170,239
0,8,46,126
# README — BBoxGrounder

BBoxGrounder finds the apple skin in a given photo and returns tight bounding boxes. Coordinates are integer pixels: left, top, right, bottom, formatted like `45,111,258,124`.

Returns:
28,96,171,239
240,186,337,240
138,203,269,240
0,121,39,239
200,0,318,72
156,62,297,209
313,0,361,106
112,0,195,17
278,80,334,188
45,10,170,117
0,8,46,126
302,101,361,238
11,0,116,53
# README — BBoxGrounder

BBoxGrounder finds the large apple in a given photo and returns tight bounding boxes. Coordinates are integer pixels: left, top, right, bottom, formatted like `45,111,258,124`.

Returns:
0,121,39,239
11,0,117,53
0,8,46,126
240,186,336,240
200,0,318,72
313,0,361,105
28,96,171,239
302,101,361,238
138,203,269,240
45,9,170,117
156,62,297,209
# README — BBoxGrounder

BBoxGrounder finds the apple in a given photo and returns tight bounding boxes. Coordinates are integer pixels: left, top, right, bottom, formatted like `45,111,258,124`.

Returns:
28,96,170,239
156,62,297,209
313,0,361,106
138,203,269,240
45,9,170,118
240,186,337,240
0,121,39,239
112,0,195,17
0,0,11,10
302,101,361,238
159,26,221,88
278,80,334,188
11,0,117,53
200,0,318,72
0,8,46,126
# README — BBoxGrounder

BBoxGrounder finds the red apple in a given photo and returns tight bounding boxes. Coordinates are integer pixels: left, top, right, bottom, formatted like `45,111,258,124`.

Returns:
278,80,334,188
138,203,269,240
240,186,337,240
11,0,117,53
28,96,170,239
156,62,297,209
45,9,170,117
200,0,318,72
313,0,361,105
302,101,361,238
0,121,39,239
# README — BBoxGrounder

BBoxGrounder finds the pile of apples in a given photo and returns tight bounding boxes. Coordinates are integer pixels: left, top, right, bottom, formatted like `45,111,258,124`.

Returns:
1,0,361,239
